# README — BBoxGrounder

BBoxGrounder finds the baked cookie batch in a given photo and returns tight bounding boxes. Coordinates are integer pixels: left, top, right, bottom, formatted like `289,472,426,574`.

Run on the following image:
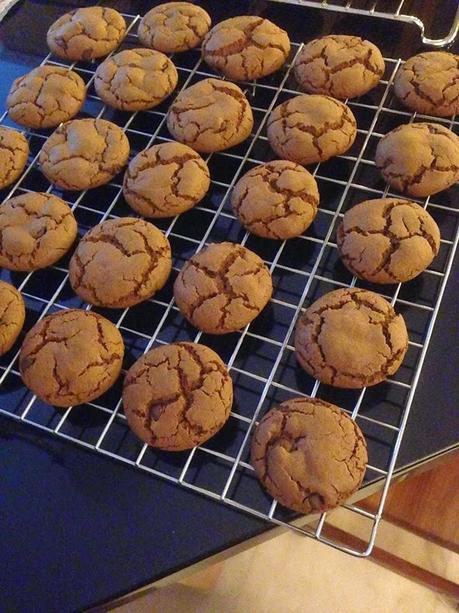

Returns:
1,3,458,516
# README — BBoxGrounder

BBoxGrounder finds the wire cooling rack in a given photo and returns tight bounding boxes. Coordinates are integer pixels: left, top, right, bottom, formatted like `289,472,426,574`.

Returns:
0,8,458,557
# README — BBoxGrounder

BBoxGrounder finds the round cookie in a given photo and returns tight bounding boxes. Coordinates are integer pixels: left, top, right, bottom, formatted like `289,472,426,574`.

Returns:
123,142,210,218
174,242,272,334
47,7,126,61
138,2,211,53
69,217,172,308
0,127,29,189
0,281,25,355
167,78,254,153
39,118,130,191
394,52,459,118
19,309,124,407
231,160,319,239
375,122,459,197
0,192,77,271
267,94,357,165
123,342,233,451
7,66,86,130
294,288,408,388
202,16,290,81
337,198,441,284
251,397,368,514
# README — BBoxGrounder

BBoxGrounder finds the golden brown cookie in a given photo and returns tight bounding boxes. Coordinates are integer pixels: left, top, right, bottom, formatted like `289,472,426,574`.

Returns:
174,242,272,334
231,160,319,239
0,127,29,189
294,288,408,388
123,141,210,218
375,122,459,197
267,94,357,165
0,192,77,271
167,78,254,153
337,198,441,284
123,342,233,451
20,309,124,407
39,118,130,191
0,281,25,355
251,397,368,514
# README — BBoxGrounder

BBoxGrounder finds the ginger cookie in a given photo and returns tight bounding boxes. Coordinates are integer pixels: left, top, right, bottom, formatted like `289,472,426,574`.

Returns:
294,288,408,388
174,242,272,334
375,122,459,197
69,217,172,308
123,342,233,451
267,94,357,165
39,118,130,191
251,397,368,514
0,127,29,189
202,16,290,81
0,281,25,355
167,78,254,153
123,141,210,218
231,160,319,239
337,198,441,284
20,309,124,407
0,192,77,271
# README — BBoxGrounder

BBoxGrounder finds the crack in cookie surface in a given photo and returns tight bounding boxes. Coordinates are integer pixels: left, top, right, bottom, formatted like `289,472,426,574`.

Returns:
0,127,29,189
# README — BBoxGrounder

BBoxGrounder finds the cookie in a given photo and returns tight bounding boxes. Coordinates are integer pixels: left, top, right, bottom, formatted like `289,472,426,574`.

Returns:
174,242,272,334
0,192,77,271
7,66,86,130
123,142,210,218
39,118,130,191
167,78,254,153
251,397,368,514
123,342,233,451
293,35,385,99
138,2,211,53
394,51,459,118
375,122,459,197
231,160,319,239
20,309,124,407
47,7,126,61
202,16,290,81
94,48,178,112
294,288,408,388
0,127,29,189
337,198,441,284
0,281,25,355
69,217,172,308
267,94,357,165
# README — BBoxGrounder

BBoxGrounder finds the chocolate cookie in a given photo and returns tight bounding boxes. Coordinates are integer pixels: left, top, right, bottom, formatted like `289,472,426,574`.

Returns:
39,118,130,191
267,94,357,165
375,122,459,197
231,160,319,239
123,142,210,218
0,281,25,355
337,198,441,284
167,78,254,153
174,242,272,334
0,127,29,189
294,288,408,388
20,309,124,407
0,192,77,271
251,397,368,514
123,342,233,451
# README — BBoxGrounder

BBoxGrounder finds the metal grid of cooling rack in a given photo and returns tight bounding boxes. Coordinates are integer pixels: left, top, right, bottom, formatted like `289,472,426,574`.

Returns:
0,8,458,557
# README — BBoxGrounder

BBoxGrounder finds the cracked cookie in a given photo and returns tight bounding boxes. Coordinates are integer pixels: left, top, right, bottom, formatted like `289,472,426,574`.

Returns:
251,397,368,514
174,241,272,334
394,51,459,118
0,281,25,355
231,160,319,239
0,127,29,189
20,309,124,407
167,77,254,153
375,122,459,197
138,2,211,53
123,141,210,218
39,118,130,191
337,198,441,284
267,94,357,165
294,288,408,388
47,6,126,61
123,341,233,451
0,192,77,271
